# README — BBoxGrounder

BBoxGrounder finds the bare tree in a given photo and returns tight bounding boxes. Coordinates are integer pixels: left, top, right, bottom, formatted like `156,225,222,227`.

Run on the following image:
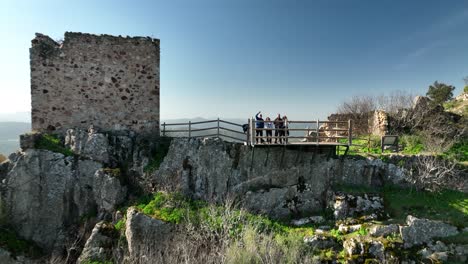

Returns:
410,156,460,192
376,90,415,113
337,95,376,115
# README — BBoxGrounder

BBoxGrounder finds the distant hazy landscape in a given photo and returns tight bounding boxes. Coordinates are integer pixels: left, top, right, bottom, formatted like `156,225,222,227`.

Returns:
0,122,30,155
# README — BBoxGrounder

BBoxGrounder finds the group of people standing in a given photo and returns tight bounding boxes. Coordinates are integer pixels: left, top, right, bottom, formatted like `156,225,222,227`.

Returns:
254,111,289,144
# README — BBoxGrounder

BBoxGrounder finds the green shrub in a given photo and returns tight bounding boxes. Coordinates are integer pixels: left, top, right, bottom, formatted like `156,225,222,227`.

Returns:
442,140,468,162
464,85,468,93
35,134,73,156
114,219,125,231
400,134,424,154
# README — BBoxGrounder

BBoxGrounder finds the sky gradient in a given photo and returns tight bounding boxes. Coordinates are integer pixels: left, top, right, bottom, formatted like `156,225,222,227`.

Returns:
1,0,467,121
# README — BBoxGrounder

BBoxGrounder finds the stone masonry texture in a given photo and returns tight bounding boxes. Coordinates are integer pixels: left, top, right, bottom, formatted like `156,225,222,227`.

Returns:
30,32,160,134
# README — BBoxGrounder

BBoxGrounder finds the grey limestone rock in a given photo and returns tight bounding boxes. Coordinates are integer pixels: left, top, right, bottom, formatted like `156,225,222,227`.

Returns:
303,235,337,249
125,207,174,264
77,221,116,264
400,215,458,247
369,224,399,237
93,169,127,213
1,149,103,250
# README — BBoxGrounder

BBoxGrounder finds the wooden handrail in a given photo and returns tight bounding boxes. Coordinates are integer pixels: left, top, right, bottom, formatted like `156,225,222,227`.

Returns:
160,118,353,146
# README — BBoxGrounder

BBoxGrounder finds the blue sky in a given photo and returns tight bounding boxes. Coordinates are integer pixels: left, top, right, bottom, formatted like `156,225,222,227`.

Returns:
0,0,467,121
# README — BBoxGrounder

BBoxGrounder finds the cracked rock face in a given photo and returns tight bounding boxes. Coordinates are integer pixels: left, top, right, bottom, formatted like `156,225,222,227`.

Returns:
154,138,412,220
0,149,126,251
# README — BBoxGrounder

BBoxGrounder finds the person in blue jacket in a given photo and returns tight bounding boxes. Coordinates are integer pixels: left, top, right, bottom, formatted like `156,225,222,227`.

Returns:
255,111,265,143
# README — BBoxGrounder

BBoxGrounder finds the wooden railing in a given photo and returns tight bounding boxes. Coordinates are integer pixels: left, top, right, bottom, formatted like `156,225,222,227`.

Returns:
247,118,353,146
160,118,353,147
161,118,247,142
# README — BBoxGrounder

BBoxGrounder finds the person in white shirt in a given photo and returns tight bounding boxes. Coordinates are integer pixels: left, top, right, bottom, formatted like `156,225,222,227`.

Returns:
265,117,274,144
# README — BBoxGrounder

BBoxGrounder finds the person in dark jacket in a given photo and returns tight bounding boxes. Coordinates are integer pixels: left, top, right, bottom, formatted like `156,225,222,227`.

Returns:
255,111,264,143
274,114,283,144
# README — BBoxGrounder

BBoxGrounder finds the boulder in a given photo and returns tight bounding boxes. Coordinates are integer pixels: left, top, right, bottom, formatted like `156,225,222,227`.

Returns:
303,235,337,249
400,215,458,247
333,193,384,220
125,207,174,263
343,237,391,262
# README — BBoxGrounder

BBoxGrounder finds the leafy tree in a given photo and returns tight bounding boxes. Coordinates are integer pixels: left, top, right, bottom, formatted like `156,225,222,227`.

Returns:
426,81,455,105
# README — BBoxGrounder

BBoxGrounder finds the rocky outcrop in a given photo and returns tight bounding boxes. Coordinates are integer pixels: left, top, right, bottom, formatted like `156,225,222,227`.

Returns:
388,96,464,138
154,138,410,219
400,215,459,247
0,148,126,251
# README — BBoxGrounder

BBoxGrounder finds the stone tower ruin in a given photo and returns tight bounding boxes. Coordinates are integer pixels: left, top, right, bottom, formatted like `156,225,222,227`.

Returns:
30,32,160,134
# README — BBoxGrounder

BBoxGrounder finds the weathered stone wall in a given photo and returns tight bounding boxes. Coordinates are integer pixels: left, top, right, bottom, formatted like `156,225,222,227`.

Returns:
30,32,160,134
328,110,389,137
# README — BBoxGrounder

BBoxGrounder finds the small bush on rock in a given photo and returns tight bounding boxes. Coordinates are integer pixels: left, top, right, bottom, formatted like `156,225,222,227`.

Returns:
35,134,73,156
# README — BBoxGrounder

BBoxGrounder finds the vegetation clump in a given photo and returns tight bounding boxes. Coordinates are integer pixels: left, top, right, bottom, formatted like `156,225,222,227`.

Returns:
35,133,73,156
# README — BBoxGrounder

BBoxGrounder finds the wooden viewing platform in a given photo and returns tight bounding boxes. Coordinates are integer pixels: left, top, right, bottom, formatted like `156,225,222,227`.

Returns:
160,118,353,156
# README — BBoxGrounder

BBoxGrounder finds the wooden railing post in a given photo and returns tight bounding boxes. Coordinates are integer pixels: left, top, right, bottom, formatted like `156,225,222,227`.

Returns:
316,119,320,144
247,118,250,144
217,117,220,138
348,119,352,146
188,121,191,139
251,117,255,146
162,122,166,137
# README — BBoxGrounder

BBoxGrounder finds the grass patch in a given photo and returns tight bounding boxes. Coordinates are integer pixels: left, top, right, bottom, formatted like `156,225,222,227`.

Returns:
136,191,313,237
333,184,468,228
383,186,468,228
144,137,172,173
132,191,323,263
114,219,125,231
0,227,43,258
442,139,468,162
35,134,73,156
399,134,424,155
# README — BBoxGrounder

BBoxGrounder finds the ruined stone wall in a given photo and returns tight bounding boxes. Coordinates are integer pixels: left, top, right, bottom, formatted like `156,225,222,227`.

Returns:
30,32,160,134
